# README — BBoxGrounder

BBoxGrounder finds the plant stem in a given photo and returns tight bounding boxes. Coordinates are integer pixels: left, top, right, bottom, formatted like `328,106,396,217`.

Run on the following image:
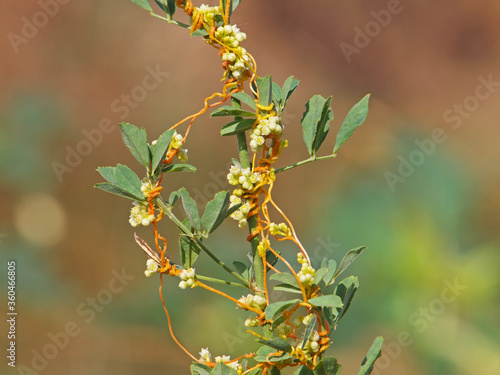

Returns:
275,154,336,174
196,274,247,288
232,98,265,294
156,199,249,287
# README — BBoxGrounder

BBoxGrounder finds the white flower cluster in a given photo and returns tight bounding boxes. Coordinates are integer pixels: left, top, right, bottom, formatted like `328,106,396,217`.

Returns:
227,165,262,190
236,294,267,311
229,192,251,228
292,313,314,327
129,201,155,227
144,259,159,277
215,25,250,80
198,348,239,371
171,131,184,150
140,178,153,197
176,148,188,162
276,323,293,339
244,317,260,327
227,165,262,228
199,347,211,363
299,330,321,354
197,4,221,24
178,268,198,289
215,355,239,371
269,222,291,237
249,116,283,152
297,253,316,286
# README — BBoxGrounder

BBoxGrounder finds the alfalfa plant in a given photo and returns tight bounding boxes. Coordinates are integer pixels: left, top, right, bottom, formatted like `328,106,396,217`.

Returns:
95,1,383,374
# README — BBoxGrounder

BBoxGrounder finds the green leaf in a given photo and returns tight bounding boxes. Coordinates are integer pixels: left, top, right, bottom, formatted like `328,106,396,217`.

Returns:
271,314,287,330
246,369,261,375
308,295,343,308
257,76,273,108
254,346,292,363
201,191,230,234
150,129,174,173
301,95,333,156
179,220,202,268
333,276,359,327
281,76,300,108
231,92,257,111
179,188,201,230
191,362,212,375
130,0,153,11
258,337,292,353
119,123,150,168
314,357,342,375
270,273,300,289
94,183,141,201
168,189,180,207
265,299,300,320
273,284,303,294
322,259,337,286
333,94,370,155
233,261,250,280
301,314,317,349
211,106,257,118
313,267,330,286
333,246,366,281
154,0,175,18
113,164,144,200
270,368,281,375
322,306,337,332
357,337,384,375
162,164,197,173
294,366,314,375
97,166,118,185
191,28,209,37
266,250,279,268
221,119,256,136
272,82,282,105
211,363,239,375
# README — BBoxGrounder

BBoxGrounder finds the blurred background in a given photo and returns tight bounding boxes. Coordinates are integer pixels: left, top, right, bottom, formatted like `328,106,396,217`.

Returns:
1,0,499,374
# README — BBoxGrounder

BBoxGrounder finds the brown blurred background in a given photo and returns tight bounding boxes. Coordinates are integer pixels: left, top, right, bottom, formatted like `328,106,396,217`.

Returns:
1,1,499,374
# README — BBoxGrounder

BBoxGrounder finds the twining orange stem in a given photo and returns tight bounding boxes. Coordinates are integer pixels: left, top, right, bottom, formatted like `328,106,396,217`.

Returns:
196,280,263,316
159,275,198,362
267,244,308,302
